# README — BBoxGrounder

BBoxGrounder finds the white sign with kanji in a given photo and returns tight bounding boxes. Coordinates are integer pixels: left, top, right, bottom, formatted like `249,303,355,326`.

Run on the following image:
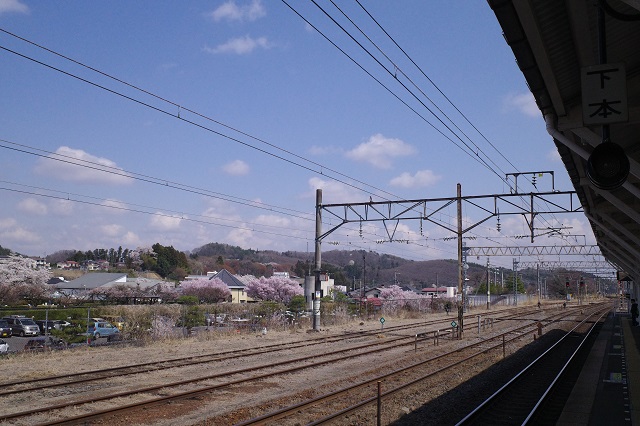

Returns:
581,63,628,125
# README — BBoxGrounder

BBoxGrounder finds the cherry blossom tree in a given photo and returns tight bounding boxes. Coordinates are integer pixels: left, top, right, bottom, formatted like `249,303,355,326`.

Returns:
0,255,51,305
379,285,428,314
179,278,231,303
245,276,304,304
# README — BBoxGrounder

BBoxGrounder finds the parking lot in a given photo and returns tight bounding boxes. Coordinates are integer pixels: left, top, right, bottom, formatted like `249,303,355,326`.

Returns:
1,335,110,353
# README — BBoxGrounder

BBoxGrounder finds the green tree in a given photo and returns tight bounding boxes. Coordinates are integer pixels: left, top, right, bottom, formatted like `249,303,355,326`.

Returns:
288,295,307,314
149,243,190,279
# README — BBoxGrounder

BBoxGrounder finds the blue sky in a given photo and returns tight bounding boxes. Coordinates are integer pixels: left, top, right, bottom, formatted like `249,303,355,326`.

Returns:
0,0,595,269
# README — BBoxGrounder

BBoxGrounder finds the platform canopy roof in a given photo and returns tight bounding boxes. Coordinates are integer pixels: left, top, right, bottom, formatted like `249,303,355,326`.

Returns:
489,0,640,281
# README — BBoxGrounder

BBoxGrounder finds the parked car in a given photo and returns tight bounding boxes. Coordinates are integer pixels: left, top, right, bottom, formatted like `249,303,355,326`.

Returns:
35,320,57,335
88,322,120,339
0,339,8,354
53,320,72,330
2,315,40,337
24,336,67,351
103,316,125,330
0,319,11,338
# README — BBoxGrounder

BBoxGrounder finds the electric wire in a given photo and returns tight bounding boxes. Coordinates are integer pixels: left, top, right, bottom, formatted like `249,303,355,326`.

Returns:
0,28,405,204
0,185,311,241
2,135,507,252
0,24,577,261
0,138,311,219
281,0,506,181
295,0,566,244
328,0,510,179
0,27,530,246
0,179,316,235
348,0,566,232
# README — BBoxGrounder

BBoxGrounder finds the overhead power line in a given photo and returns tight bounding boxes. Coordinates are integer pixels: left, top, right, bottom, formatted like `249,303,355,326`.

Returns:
0,28,407,204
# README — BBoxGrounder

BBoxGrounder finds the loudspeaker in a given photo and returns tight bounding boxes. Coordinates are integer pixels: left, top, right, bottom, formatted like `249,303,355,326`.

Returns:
587,141,629,190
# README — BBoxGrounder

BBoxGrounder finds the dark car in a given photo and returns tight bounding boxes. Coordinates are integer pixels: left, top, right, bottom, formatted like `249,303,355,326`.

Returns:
35,320,57,335
24,336,67,351
0,320,11,338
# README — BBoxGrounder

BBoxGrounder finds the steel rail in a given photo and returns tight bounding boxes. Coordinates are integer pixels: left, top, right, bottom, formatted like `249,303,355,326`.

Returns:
455,308,608,425
233,304,607,425
0,305,538,397
24,306,561,425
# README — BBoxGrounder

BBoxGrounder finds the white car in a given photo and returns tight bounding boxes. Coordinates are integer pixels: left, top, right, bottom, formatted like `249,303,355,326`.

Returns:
0,339,8,354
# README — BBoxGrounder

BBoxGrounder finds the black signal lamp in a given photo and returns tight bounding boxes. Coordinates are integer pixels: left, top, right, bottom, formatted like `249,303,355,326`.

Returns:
587,141,630,190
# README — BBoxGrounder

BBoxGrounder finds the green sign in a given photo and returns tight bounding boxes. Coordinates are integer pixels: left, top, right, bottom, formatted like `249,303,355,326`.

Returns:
451,321,457,328
380,317,385,324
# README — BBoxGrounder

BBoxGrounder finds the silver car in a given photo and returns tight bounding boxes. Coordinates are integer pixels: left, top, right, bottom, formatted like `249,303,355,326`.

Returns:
3,316,40,337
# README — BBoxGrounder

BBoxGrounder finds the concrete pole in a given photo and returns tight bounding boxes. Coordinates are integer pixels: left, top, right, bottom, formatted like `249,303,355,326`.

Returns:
313,189,322,331
486,258,490,310
457,183,464,336
537,264,540,304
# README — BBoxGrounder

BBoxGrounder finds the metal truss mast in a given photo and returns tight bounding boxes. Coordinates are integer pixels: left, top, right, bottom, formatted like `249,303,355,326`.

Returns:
467,245,602,257
517,260,615,270
318,190,581,243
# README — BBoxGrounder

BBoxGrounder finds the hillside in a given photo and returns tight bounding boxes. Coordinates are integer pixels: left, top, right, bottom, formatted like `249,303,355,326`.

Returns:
189,244,488,289
9,241,593,295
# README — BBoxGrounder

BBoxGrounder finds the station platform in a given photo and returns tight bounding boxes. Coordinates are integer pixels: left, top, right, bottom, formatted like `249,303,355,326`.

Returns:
557,309,639,425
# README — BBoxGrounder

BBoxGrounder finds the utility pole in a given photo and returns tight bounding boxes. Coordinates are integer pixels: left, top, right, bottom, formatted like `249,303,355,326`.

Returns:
486,258,491,310
513,258,519,306
361,253,366,317
457,183,464,337
537,264,540,304
313,189,322,331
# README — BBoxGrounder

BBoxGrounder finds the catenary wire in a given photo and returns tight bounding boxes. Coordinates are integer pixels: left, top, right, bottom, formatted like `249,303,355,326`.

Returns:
0,27,562,256
0,28,406,204
289,0,506,182
296,0,564,240
0,27,522,240
347,0,564,230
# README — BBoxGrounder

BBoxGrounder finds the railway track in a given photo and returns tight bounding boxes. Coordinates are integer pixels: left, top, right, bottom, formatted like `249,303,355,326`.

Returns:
0,304,543,398
230,304,608,425
455,308,607,425
0,303,595,425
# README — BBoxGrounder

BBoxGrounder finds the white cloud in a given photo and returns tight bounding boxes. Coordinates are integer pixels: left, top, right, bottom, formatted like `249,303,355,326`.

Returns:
0,0,28,14
390,170,441,188
203,35,271,55
503,92,540,118
0,218,40,244
208,0,265,22
1,227,41,244
150,213,183,231
225,226,256,248
547,149,561,162
345,134,416,169
223,159,250,176
100,224,123,237
18,198,48,215
0,218,17,229
50,199,74,216
306,177,364,204
101,199,128,213
34,146,133,185
122,231,141,246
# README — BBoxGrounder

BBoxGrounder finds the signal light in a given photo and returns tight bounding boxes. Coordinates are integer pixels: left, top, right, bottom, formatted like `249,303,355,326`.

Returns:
565,278,570,288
